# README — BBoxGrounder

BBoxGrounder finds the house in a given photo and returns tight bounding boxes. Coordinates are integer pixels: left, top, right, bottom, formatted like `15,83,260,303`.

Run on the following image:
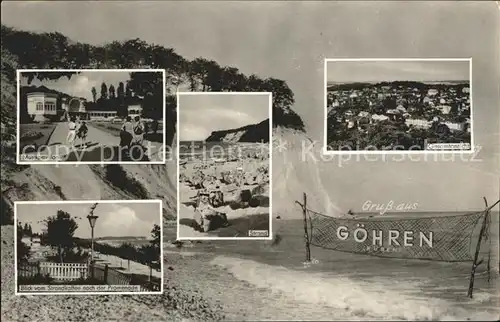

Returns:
127,104,143,118
89,110,118,120
396,105,407,113
436,105,452,114
443,121,466,131
405,118,431,129
427,89,439,96
371,114,389,122
27,92,58,122
358,111,370,118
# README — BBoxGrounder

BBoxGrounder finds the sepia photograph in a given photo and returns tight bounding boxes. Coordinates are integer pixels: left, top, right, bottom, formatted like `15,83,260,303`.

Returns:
17,69,166,164
324,59,473,154
177,92,272,240
14,200,163,295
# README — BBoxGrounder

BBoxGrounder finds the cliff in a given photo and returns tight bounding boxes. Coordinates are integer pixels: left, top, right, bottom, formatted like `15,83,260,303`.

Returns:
205,119,269,143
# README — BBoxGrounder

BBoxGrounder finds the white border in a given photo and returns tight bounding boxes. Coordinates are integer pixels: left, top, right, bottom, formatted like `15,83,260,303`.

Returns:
16,69,167,165
322,58,474,155
14,199,164,296
175,91,273,241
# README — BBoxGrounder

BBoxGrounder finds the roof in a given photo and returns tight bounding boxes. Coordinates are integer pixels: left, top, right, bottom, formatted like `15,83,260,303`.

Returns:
27,92,58,98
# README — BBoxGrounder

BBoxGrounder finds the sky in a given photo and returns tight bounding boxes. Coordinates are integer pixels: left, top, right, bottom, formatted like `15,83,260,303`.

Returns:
19,71,132,101
2,1,499,212
178,94,270,141
16,202,161,239
326,60,471,83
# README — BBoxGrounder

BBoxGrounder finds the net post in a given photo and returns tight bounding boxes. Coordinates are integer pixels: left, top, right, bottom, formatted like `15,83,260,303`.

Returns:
295,192,311,262
467,197,490,298
303,193,311,262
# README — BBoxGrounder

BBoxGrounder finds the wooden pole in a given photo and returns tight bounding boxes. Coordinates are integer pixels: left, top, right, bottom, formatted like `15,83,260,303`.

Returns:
295,192,311,262
467,198,498,298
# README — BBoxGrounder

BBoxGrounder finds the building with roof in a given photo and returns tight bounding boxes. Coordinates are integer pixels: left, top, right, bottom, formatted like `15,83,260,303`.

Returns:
27,92,58,122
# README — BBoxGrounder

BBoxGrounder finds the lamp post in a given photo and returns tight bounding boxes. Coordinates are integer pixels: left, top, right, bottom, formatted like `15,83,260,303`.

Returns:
87,214,98,263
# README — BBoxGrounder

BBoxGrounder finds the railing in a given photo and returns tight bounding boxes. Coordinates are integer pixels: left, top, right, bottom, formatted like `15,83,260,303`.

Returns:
40,262,87,280
18,262,87,280
89,263,161,292
19,261,161,292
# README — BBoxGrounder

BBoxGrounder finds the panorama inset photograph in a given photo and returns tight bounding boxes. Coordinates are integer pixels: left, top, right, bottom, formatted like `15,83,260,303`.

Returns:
325,59,472,153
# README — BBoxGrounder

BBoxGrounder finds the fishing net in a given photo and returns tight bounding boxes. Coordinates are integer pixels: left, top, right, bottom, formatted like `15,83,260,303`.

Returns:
307,208,486,262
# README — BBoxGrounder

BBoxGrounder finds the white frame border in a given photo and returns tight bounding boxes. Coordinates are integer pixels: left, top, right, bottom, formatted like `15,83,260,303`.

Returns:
175,91,273,241
322,58,474,155
16,69,167,165
14,199,164,296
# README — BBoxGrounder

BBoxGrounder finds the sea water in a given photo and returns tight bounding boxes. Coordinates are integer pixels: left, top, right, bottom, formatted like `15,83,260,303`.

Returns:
203,215,499,321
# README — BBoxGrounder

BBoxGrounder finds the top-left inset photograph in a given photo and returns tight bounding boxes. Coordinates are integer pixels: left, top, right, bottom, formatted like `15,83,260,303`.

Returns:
17,69,166,164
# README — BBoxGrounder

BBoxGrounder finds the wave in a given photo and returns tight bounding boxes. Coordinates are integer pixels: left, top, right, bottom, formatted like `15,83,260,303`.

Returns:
210,255,498,321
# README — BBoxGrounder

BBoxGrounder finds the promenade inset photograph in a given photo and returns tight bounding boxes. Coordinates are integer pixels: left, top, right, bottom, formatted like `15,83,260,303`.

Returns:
325,59,472,153
17,69,166,164
177,93,272,240
15,200,163,295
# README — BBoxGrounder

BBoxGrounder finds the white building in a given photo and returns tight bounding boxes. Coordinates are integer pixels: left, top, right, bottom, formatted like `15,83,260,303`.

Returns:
436,105,452,115
427,89,439,96
128,104,143,118
443,122,466,131
27,92,58,121
371,114,389,122
89,110,118,120
406,118,431,129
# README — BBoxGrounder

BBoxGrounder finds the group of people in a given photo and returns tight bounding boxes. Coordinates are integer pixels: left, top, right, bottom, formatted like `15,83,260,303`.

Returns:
65,114,147,155
66,115,88,149
120,115,146,149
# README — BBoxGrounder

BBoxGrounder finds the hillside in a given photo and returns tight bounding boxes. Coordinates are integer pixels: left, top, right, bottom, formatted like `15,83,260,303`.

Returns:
0,25,307,224
206,119,269,143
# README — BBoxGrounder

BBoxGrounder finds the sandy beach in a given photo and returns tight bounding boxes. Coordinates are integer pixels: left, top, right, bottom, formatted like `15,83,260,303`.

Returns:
178,142,270,238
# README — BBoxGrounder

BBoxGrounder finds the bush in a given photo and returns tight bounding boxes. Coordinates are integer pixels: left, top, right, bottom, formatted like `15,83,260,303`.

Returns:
104,164,149,199
18,273,53,285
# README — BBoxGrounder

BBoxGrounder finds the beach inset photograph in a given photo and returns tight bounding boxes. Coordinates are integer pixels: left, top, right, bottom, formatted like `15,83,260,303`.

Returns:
177,93,272,240
15,201,162,295
17,69,166,164
325,59,472,153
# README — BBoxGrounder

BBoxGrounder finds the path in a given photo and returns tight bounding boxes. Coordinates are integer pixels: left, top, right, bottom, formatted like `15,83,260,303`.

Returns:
28,122,161,162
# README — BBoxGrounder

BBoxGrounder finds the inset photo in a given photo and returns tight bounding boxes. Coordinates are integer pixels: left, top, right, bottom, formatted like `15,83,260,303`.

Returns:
15,200,163,295
17,69,166,164
324,59,472,154
177,92,272,240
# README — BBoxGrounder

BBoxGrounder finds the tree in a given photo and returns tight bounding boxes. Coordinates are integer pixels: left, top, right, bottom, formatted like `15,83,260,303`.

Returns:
127,71,164,120
150,224,161,252
109,84,116,99
44,210,78,263
100,82,108,100
91,86,97,103
125,81,132,98
117,82,125,99
262,77,295,111
17,223,31,264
